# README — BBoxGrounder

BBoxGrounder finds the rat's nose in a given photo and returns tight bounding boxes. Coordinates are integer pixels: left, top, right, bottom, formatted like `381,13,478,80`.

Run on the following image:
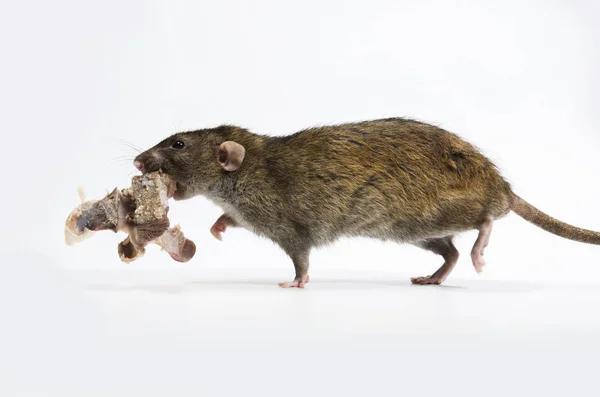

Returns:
134,160,144,171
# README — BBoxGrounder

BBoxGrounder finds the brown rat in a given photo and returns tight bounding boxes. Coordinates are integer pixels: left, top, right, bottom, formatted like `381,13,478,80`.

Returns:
133,118,600,287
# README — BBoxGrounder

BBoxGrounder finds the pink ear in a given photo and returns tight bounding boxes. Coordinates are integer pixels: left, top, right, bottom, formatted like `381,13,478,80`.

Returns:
217,141,246,171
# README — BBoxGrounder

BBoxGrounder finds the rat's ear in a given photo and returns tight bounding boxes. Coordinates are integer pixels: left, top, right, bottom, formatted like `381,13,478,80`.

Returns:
216,141,245,171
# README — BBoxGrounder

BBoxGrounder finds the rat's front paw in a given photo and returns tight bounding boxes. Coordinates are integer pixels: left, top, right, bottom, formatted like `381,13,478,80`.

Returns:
210,214,237,241
210,220,227,241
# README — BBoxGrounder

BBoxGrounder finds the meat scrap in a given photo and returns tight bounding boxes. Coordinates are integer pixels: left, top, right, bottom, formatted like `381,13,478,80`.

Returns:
65,171,196,263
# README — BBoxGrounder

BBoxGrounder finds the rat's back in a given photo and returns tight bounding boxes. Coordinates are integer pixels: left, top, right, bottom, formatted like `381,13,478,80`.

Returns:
259,118,513,244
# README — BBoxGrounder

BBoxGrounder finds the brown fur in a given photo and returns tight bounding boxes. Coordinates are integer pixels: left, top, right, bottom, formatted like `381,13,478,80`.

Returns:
134,117,600,284
511,194,600,244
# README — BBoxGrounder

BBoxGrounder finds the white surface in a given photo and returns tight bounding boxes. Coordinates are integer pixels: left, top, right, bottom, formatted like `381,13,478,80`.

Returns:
2,0,600,396
2,255,600,396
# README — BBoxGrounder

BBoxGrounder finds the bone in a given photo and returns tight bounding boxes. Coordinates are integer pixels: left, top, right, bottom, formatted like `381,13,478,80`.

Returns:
65,171,195,263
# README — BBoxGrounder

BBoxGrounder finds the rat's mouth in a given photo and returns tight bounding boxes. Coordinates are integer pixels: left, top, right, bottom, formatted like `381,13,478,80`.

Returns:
172,182,187,200
158,172,178,199
153,170,188,201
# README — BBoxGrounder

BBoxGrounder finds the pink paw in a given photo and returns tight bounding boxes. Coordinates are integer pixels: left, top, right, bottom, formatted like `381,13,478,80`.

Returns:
410,275,444,285
278,275,310,288
210,221,227,241
472,253,486,273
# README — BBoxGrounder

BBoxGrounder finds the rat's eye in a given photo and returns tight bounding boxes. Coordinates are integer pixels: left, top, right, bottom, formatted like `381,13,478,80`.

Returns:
172,140,185,150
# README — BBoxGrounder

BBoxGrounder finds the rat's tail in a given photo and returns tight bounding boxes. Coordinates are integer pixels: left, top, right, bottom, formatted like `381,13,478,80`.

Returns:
511,193,600,245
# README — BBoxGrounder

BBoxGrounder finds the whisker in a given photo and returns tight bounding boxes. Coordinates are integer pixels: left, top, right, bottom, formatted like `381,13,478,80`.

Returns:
110,161,136,167
127,141,144,152
109,156,135,164
111,155,135,160
113,139,144,154
125,144,143,153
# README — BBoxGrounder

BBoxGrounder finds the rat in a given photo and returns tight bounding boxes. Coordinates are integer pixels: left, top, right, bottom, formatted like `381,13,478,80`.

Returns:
133,118,600,287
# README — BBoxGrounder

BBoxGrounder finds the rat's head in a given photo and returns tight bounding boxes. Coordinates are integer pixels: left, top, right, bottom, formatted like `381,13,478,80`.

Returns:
133,128,246,200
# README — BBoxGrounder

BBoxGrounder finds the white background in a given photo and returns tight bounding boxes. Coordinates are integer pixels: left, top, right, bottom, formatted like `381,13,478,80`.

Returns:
1,0,600,396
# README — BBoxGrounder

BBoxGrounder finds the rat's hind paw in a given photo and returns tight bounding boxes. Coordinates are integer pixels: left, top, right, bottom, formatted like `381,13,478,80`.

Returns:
278,275,310,288
410,275,444,285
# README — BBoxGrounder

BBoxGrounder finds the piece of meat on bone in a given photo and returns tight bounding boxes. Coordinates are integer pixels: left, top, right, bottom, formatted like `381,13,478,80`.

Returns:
64,171,196,263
